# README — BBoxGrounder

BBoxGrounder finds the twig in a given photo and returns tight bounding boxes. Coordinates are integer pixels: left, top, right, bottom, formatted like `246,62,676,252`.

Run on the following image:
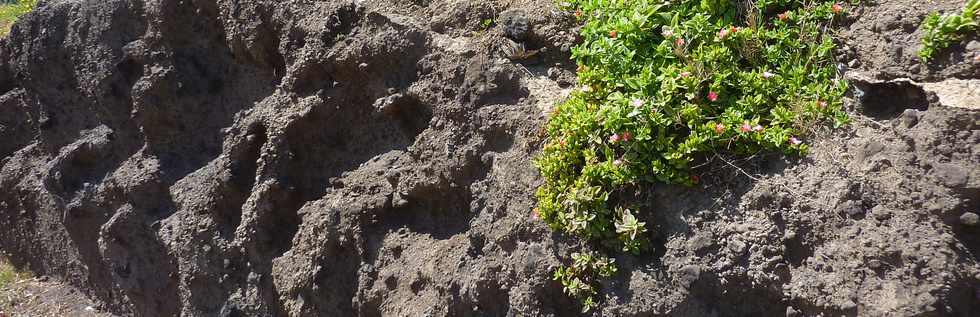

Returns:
714,153,761,181
691,155,717,169
516,63,534,77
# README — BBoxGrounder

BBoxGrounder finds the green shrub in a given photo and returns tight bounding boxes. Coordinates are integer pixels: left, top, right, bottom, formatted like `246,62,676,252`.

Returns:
551,251,617,312
0,0,37,36
918,0,980,62
538,0,849,310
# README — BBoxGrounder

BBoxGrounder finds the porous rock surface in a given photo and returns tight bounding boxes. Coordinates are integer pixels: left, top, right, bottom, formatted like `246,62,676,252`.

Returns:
0,1,977,316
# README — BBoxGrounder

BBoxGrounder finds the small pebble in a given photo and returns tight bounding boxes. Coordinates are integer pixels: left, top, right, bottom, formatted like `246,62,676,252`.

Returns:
900,109,919,128
965,40,980,52
786,306,801,317
960,212,979,226
868,259,882,269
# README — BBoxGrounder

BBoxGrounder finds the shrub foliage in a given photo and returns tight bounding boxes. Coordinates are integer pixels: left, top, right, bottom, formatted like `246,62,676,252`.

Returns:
918,0,980,62
537,0,849,310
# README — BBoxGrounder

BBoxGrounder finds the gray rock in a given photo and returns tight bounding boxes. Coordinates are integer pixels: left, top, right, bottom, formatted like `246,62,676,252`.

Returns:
932,163,969,188
786,306,801,317
498,9,530,41
678,265,702,287
873,206,893,221
900,109,919,128
840,200,865,217
965,40,980,52
688,232,715,252
960,212,979,226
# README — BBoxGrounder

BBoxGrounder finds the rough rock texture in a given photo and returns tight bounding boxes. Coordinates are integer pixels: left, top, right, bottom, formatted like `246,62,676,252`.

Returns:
840,0,980,81
0,1,977,316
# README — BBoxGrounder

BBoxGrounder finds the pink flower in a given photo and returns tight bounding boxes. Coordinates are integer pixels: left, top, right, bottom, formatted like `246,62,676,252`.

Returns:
762,71,776,79
621,132,633,142
531,208,540,220
778,12,789,21
789,137,802,145
718,28,730,40
740,122,752,133
675,38,686,46
753,124,764,132
832,3,844,14
679,71,692,78
817,100,827,109
662,29,674,38
613,159,623,166
608,133,620,143
631,98,644,108
708,91,719,102
714,123,726,134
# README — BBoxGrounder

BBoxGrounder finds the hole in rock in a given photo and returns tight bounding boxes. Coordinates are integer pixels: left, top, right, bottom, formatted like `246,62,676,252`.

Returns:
784,227,815,267
485,128,514,153
855,80,929,120
953,222,980,261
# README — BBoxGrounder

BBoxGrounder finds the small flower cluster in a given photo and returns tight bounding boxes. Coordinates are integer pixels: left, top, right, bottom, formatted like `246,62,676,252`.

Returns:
608,131,632,144
718,26,738,40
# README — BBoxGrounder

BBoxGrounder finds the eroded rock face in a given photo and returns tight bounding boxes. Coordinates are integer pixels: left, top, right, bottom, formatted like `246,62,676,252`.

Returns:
0,1,977,316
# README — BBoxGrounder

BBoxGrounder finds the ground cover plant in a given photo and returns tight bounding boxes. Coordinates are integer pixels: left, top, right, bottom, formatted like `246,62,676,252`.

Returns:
0,257,29,291
918,0,980,62
536,0,850,311
0,0,36,36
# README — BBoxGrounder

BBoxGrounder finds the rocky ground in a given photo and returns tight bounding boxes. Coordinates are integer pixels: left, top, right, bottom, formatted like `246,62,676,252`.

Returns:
1,256,109,317
0,0,976,316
